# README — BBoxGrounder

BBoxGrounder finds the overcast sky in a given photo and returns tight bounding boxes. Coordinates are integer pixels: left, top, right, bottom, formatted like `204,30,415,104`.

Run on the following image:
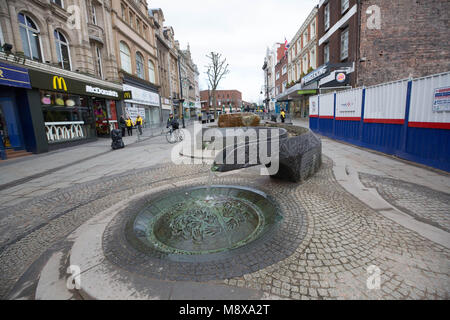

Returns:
148,0,318,103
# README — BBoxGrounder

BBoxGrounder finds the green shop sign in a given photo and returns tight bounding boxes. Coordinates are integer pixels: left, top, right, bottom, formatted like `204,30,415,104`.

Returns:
297,90,317,95
28,69,122,100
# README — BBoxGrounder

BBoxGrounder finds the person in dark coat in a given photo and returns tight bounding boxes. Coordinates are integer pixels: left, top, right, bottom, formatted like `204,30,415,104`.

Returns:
119,116,126,138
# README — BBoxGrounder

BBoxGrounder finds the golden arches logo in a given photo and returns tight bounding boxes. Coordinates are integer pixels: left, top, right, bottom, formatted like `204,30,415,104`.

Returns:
53,76,67,91
123,91,132,99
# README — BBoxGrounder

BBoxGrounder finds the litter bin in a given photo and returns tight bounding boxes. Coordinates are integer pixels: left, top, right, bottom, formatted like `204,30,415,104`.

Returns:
111,129,125,150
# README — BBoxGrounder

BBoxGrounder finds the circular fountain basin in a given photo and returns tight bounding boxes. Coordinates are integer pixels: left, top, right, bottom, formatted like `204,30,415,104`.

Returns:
132,186,282,256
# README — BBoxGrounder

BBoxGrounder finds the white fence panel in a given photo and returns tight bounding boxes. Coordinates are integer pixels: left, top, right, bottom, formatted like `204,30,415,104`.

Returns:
309,95,319,116
409,72,450,126
319,92,335,117
335,88,363,120
364,79,409,122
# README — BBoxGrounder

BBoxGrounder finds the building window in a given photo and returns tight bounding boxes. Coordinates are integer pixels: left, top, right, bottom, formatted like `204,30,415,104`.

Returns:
143,25,148,40
119,41,131,73
311,21,316,38
341,0,350,13
282,65,287,75
282,81,287,92
91,3,97,25
324,43,330,64
54,30,71,71
18,13,43,62
302,55,308,74
136,52,145,79
276,71,280,80
96,46,103,79
121,4,128,22
303,32,308,46
129,11,135,28
0,23,4,48
136,19,141,35
324,3,330,30
52,0,64,8
340,28,349,60
310,48,316,69
148,60,155,83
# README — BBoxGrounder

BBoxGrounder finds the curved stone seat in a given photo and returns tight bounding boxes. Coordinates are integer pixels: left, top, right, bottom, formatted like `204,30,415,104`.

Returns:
213,124,322,183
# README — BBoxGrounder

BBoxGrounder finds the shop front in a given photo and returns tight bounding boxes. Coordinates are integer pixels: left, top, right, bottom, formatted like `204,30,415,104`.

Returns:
123,82,161,128
28,69,122,150
276,63,353,119
161,97,172,125
0,61,33,159
182,101,191,120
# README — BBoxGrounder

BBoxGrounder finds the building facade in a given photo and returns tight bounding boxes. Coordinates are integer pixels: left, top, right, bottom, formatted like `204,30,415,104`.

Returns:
276,6,318,118
151,8,180,124
0,0,123,158
200,90,242,113
287,7,319,86
315,0,358,90
178,44,200,120
262,43,281,112
112,0,161,127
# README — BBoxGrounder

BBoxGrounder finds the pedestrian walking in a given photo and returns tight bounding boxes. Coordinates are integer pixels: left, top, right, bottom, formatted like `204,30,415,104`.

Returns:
126,116,134,136
280,109,286,123
136,115,143,135
119,116,126,138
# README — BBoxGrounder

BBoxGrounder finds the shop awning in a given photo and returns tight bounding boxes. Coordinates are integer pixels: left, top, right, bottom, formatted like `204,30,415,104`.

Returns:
276,83,318,102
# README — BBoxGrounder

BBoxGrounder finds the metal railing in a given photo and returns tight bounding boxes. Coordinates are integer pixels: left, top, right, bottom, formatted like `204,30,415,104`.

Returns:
45,121,86,143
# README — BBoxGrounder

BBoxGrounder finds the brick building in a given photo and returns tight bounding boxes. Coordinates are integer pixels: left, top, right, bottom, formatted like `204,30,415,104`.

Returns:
275,47,288,97
356,0,450,87
313,0,450,89
200,90,242,113
314,0,358,89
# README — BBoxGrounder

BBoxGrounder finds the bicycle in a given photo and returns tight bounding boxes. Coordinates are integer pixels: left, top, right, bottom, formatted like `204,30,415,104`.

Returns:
165,127,185,144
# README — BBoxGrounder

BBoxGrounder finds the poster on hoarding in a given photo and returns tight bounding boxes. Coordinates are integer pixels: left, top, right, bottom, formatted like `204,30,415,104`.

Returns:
433,87,450,112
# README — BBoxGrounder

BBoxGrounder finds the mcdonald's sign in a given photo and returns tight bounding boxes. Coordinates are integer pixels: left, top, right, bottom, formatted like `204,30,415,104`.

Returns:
53,76,67,91
27,69,122,100
123,91,133,100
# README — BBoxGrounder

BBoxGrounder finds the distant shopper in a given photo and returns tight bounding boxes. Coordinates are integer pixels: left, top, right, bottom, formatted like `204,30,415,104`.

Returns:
136,115,143,135
126,116,134,136
280,109,286,123
119,116,126,138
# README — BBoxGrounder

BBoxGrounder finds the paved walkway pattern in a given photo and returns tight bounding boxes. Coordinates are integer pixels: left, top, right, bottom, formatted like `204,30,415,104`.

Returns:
359,173,450,232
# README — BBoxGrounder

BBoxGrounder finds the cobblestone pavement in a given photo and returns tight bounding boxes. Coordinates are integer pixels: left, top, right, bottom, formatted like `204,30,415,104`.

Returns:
0,163,210,298
0,156,449,299
359,173,450,233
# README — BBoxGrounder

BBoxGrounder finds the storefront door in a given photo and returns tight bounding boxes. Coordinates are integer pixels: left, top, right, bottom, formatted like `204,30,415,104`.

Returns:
0,97,24,149
93,98,110,136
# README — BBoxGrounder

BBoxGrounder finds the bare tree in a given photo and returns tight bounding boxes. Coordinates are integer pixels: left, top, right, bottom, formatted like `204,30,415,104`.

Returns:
206,52,230,118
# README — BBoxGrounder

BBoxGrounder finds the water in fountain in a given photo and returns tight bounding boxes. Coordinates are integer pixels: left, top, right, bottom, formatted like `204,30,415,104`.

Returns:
206,165,219,199
132,185,282,255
